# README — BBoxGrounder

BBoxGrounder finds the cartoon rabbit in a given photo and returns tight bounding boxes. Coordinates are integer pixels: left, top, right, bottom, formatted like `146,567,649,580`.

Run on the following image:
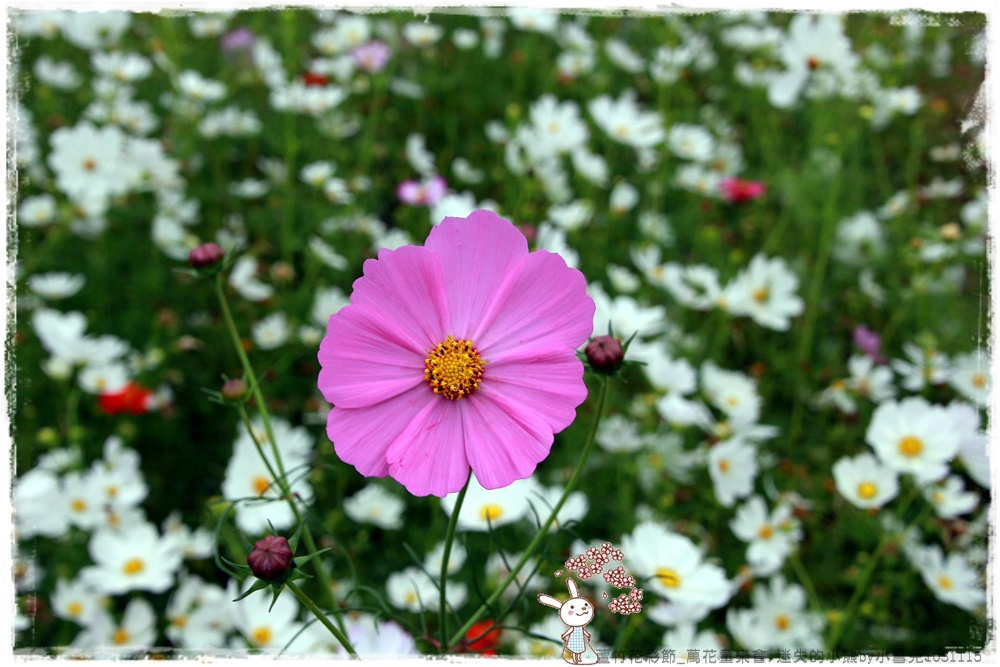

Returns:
537,577,598,665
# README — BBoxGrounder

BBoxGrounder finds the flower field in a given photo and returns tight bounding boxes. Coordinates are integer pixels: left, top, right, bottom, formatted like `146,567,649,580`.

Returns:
8,7,993,660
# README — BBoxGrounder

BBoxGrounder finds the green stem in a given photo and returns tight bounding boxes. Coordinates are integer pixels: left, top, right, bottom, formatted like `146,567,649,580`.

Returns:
214,274,346,635
439,470,472,652
826,487,920,652
788,550,824,619
285,580,358,659
447,376,611,648
280,10,299,264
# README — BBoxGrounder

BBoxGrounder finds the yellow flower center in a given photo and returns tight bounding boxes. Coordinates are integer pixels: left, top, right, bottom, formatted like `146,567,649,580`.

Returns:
752,287,769,304
252,626,273,646
253,476,271,496
898,435,924,458
71,499,87,513
758,524,774,540
718,459,730,473
655,567,682,588
173,615,187,628
68,601,83,617
424,335,485,400
972,373,986,388
404,591,417,606
112,628,130,645
938,575,953,590
858,482,877,500
83,158,97,171
479,504,503,521
107,485,118,497
775,614,791,631
123,558,145,576
807,56,821,70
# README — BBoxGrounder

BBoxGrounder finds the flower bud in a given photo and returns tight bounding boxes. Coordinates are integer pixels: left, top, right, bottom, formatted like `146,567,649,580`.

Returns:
221,378,248,402
586,335,624,373
247,535,294,582
188,243,224,270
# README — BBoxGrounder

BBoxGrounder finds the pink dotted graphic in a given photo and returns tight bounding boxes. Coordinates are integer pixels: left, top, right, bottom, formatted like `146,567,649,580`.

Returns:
560,541,643,616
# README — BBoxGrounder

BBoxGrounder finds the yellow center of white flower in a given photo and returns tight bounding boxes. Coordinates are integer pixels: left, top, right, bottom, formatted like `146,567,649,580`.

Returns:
972,374,986,388
718,459,730,473
938,575,953,590
68,601,83,617
123,558,145,576
253,476,271,496
655,567,681,588
479,504,503,521
858,482,877,499
758,524,774,540
71,499,86,513
898,435,924,458
424,336,485,400
753,287,769,304
252,626,273,646
775,614,791,631
173,615,187,628
112,628,130,645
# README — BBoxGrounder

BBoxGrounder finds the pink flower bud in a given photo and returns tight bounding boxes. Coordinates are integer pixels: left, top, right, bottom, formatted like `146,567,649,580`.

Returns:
221,378,248,402
188,243,224,269
585,335,624,373
247,535,294,582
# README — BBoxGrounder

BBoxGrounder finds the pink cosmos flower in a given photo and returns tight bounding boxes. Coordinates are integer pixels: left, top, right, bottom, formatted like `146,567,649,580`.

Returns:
352,40,392,73
719,177,766,203
317,210,595,497
397,175,448,206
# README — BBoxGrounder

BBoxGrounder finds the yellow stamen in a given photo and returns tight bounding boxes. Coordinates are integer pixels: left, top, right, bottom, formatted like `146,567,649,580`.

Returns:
718,459,730,473
858,482,877,500
898,435,923,458
938,575,953,590
252,627,273,646
68,601,83,617
775,614,791,631
655,567,681,588
71,499,87,513
424,335,485,400
112,628,129,645
479,504,503,521
758,524,774,540
253,476,271,496
123,558,145,576
972,374,986,388
752,287,769,304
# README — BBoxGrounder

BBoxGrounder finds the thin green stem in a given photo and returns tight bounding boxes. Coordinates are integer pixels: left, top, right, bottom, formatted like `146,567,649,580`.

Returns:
788,550,824,619
439,470,472,652
280,10,299,264
447,376,611,648
214,274,346,634
826,487,921,652
286,580,358,659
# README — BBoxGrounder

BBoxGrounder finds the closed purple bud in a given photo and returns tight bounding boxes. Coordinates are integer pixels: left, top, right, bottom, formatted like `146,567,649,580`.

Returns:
247,535,294,582
188,243,224,270
586,335,624,373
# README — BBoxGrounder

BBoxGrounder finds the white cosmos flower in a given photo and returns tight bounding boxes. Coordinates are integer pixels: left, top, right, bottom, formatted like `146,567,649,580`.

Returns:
724,255,803,331
51,577,106,625
80,521,184,595
833,453,899,509
866,397,961,485
730,496,800,577
28,273,85,300
588,89,665,149
69,598,157,656
344,483,405,529
251,312,291,350
668,124,716,162
727,576,825,650
229,255,274,302
923,475,979,520
708,438,759,509
165,574,233,649
948,352,990,406
14,467,71,538
48,121,132,205
891,342,952,392
622,522,731,616
386,566,466,612
911,544,985,612
19,194,58,227
440,474,540,532
230,578,309,653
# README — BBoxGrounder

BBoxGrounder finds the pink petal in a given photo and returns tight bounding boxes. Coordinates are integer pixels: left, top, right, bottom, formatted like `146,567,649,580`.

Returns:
461,388,555,490
347,245,449,350
326,384,436,479
318,304,427,409
424,210,528,339
384,399,471,497
474,250,594,359
480,345,588,432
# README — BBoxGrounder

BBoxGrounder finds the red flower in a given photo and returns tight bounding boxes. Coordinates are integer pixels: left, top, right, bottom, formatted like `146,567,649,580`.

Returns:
719,177,766,203
99,382,154,415
465,620,502,655
302,71,330,87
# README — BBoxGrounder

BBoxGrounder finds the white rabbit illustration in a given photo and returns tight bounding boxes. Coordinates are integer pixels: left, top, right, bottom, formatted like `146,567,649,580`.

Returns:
537,577,598,665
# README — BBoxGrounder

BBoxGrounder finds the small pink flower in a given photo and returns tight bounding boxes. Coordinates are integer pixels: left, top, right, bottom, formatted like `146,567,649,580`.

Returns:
317,210,595,496
719,177,767,203
397,175,448,207
352,40,392,73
